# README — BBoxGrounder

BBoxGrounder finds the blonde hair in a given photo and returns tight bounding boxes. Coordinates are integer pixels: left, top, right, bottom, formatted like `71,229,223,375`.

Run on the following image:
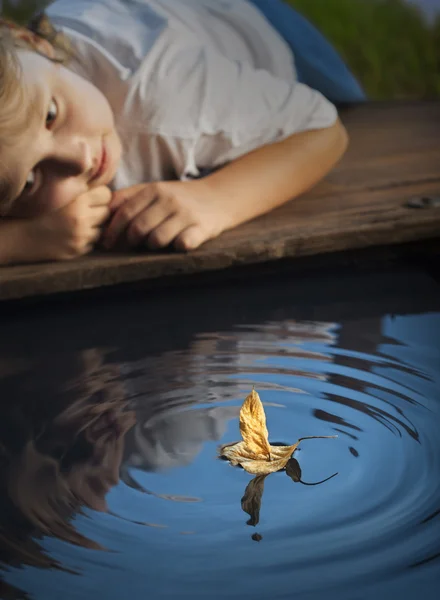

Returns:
0,12,74,123
1,12,73,62
0,13,74,212
0,22,26,141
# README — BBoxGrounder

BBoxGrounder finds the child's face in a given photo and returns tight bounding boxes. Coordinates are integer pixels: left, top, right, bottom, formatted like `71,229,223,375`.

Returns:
0,50,122,218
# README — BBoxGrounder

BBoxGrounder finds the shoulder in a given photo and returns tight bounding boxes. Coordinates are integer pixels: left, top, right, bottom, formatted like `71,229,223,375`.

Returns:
46,0,168,74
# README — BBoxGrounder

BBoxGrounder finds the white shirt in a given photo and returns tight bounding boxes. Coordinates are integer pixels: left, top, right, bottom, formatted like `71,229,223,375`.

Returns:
47,0,338,188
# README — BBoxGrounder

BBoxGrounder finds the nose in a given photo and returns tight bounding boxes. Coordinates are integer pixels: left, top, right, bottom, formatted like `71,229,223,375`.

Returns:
51,138,94,177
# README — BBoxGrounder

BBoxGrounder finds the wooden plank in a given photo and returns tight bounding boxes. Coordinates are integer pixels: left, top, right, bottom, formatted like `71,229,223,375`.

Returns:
0,101,439,301
310,101,440,197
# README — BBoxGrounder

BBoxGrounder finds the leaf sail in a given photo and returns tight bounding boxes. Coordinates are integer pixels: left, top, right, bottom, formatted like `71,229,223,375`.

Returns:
219,389,337,474
239,389,271,459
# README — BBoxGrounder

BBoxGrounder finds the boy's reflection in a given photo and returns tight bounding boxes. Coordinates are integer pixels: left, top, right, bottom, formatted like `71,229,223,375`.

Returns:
0,349,136,573
0,347,240,581
0,317,337,581
124,403,239,472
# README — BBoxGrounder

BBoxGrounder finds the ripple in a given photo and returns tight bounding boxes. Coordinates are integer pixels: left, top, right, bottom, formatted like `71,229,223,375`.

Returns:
0,293,439,600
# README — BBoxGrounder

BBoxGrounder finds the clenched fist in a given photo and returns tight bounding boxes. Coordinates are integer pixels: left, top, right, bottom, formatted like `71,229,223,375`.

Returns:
24,185,112,262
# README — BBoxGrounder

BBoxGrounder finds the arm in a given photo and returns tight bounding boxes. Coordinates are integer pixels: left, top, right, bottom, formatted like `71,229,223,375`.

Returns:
0,187,111,266
104,118,348,251
198,117,348,231
104,43,348,250
0,219,32,266
0,218,38,266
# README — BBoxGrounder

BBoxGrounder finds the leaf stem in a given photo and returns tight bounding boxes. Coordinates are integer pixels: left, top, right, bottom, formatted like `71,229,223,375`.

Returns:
299,472,339,486
297,435,338,442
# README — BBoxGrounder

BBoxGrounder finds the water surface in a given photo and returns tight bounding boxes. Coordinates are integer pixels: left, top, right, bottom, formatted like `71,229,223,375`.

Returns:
0,266,439,600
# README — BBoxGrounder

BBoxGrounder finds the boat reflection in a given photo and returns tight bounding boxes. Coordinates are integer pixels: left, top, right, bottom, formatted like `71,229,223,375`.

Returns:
239,457,338,542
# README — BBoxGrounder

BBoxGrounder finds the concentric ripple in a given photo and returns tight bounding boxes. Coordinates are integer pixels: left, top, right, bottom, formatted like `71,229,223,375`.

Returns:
0,274,439,600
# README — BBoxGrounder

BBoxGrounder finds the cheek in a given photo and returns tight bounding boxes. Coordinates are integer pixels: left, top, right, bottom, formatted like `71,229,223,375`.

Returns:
23,180,87,217
43,180,88,213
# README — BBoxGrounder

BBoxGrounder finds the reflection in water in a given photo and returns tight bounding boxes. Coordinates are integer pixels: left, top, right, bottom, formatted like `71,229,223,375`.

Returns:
0,344,245,599
240,458,338,541
0,268,439,600
124,404,240,473
0,347,243,575
242,475,267,527
0,350,136,599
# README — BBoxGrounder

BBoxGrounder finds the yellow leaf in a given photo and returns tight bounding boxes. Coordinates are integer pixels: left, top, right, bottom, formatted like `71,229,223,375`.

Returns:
239,454,292,475
218,389,337,474
268,443,300,462
220,440,299,474
219,441,256,467
239,389,271,459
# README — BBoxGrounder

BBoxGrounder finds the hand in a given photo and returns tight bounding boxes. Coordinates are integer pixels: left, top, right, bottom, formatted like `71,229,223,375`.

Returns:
102,180,227,252
25,185,112,262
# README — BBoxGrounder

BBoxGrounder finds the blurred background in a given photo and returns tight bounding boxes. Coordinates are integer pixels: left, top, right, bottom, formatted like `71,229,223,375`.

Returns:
1,0,440,99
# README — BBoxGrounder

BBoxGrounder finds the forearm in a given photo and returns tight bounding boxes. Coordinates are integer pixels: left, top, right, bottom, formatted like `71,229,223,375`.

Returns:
98,122,348,253
201,118,348,229
0,218,32,266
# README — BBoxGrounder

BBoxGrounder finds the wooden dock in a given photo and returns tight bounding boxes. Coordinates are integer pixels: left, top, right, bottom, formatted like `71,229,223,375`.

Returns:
0,101,439,301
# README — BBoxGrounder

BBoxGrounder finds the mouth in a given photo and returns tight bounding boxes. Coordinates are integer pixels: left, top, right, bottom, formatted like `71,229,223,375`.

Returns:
91,139,110,183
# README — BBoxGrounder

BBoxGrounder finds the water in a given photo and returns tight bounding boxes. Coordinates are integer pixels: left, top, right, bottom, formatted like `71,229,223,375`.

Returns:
0,266,439,600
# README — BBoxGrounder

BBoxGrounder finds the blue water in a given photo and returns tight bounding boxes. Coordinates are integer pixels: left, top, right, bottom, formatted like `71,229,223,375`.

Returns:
0,266,439,600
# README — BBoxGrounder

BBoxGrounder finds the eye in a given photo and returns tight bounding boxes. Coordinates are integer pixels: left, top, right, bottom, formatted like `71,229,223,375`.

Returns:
46,98,58,128
18,100,57,199
24,170,36,193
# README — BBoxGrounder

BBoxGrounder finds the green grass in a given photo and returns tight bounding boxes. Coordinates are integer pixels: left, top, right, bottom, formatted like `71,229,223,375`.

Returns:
288,0,440,99
1,0,50,24
3,0,440,99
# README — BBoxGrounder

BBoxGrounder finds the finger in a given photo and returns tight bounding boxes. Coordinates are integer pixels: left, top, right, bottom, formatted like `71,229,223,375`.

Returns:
110,184,149,212
82,229,101,255
144,214,189,250
88,228,102,245
87,185,112,207
72,230,100,258
90,205,111,227
126,202,177,247
174,225,208,251
82,242,97,256
102,193,156,248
